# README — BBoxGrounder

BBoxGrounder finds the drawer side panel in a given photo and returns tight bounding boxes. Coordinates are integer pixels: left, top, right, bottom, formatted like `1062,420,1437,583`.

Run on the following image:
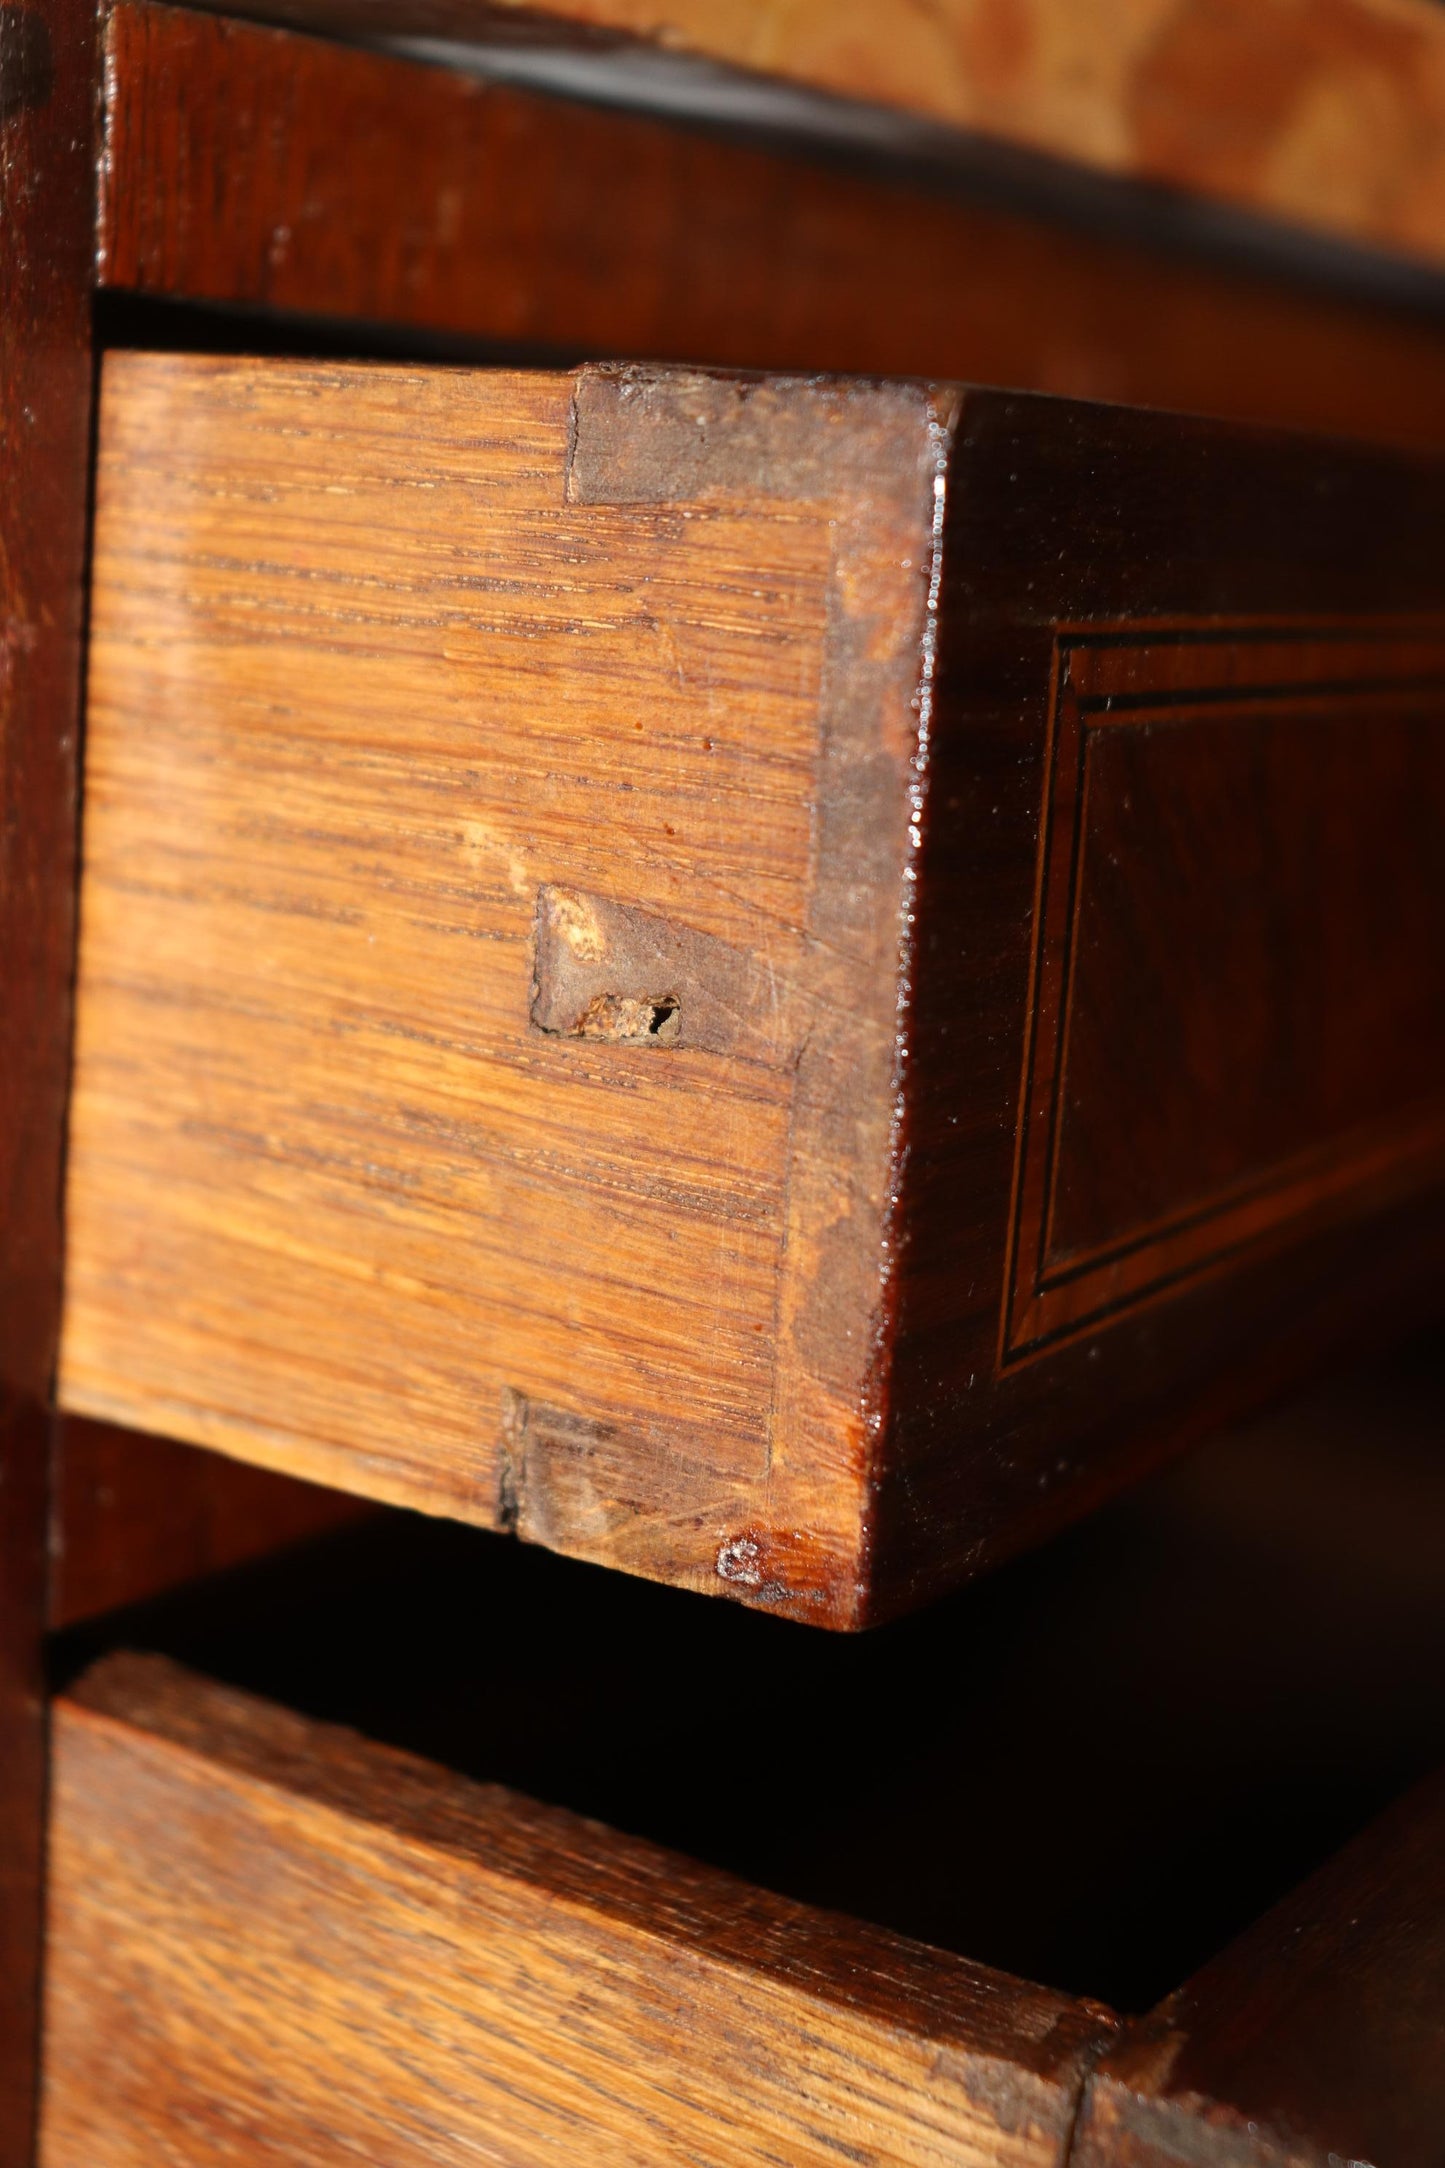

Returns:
60,356,945,1620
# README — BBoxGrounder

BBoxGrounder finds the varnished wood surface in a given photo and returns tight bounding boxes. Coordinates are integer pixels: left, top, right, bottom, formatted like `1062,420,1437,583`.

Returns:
1003,629,1445,1358
1073,1766,1445,2167
100,2,1445,456
40,1651,1112,2168
49,1417,369,1628
61,355,1445,1623
880,390,1445,1613
171,0,1445,278
61,353,947,1624
0,0,97,2155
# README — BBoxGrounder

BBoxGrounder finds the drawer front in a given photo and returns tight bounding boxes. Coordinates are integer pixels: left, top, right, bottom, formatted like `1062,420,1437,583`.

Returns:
40,1655,1103,2168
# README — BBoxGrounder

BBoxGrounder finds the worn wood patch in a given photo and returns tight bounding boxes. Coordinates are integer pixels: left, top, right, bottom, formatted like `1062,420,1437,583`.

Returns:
530,885,801,1062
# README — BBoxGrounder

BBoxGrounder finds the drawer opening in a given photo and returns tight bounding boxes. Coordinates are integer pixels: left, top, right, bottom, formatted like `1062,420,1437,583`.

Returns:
50,1330,1445,2016
94,287,603,372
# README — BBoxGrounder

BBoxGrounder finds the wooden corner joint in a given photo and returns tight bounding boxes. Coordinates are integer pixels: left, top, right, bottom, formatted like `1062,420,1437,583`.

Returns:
497,1387,857,1623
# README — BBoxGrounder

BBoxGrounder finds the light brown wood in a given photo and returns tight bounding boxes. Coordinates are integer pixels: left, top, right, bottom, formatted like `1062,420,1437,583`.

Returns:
182,0,1445,277
60,352,946,1625
40,1651,1112,2168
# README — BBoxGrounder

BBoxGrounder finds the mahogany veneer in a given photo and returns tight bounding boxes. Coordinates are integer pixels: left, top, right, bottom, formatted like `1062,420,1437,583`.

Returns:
0,0,98,2151
8,0,1445,2158
187,0,1445,279
98,1,1445,458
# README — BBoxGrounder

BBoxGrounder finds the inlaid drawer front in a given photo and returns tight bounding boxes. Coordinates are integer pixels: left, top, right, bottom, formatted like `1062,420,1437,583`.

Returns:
1004,624,1445,1360
60,355,1445,1623
39,1655,1108,2168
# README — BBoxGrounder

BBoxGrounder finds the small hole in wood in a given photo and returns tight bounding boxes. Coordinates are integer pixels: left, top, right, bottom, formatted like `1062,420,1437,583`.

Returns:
567,992,681,1045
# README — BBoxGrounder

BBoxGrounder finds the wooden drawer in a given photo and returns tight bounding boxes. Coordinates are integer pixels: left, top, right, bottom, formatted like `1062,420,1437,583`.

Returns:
39,1653,1445,2168
41,1653,1105,2168
40,1354,1445,2167
59,353,1445,1624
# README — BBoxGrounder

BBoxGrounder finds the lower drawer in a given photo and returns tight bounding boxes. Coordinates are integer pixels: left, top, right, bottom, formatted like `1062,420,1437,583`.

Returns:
42,1652,1104,2168
40,1345,1445,2168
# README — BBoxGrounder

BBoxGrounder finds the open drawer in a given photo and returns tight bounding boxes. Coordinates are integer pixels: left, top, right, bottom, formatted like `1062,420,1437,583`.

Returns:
59,353,1445,1624
43,1651,1105,2168
40,1343,1445,2167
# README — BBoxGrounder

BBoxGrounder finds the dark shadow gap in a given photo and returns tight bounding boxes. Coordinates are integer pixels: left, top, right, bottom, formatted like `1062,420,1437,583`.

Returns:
49,1328,1445,2015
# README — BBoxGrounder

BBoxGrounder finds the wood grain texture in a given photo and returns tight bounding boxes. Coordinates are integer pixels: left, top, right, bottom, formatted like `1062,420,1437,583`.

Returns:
1070,1765,1445,2168
167,0,1445,277
40,1651,1114,2168
49,1416,369,1628
0,0,96,2155
60,352,947,1625
98,2,1445,457
60,356,1445,1624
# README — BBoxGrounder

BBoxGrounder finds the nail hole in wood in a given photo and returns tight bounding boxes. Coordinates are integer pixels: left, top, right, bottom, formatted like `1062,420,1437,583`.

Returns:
565,992,681,1045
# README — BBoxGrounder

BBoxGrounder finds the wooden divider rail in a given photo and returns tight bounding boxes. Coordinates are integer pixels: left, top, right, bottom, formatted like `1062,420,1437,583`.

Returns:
169,0,1445,282
98,1,1445,457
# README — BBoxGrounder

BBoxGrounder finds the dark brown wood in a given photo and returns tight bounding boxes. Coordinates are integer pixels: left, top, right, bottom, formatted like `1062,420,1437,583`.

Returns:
0,0,97,2156
49,1418,370,1629
163,0,1445,284
880,394,1445,1616
1005,632,1445,1356
40,1652,1113,2167
99,0,1445,455
1071,1765,1445,2168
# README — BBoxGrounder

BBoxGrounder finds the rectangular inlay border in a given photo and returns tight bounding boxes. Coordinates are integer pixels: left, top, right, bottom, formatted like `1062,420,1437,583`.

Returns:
1001,622,1445,1365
